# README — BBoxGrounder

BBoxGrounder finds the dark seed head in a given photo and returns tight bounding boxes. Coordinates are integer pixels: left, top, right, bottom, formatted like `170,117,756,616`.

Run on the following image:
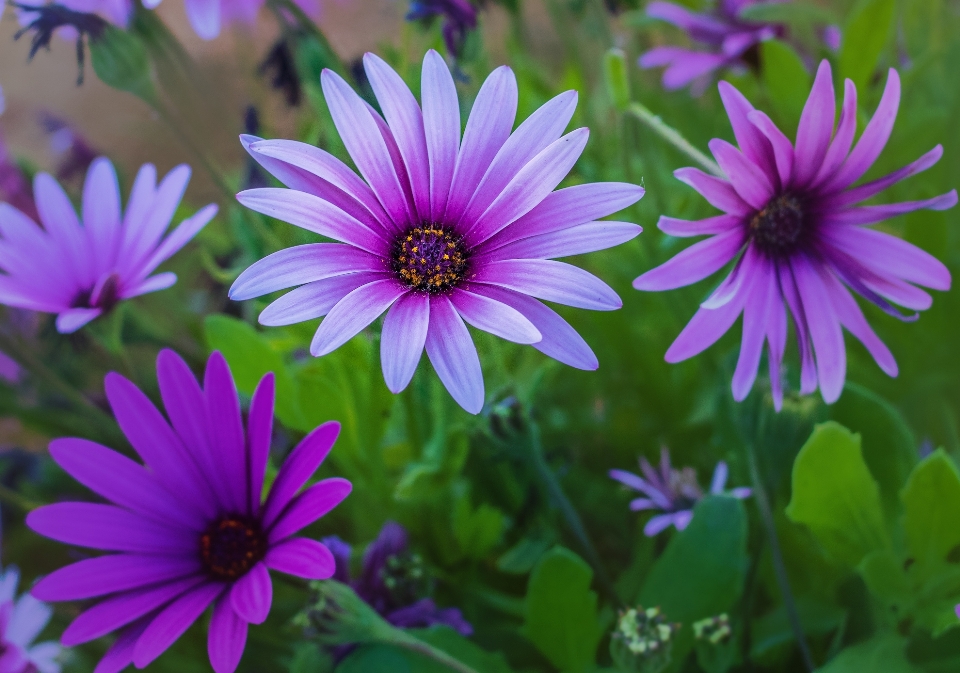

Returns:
391,226,469,293
200,516,267,581
749,194,806,256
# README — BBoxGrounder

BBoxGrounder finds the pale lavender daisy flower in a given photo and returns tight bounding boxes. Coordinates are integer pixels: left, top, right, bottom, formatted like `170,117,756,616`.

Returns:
231,50,644,413
610,448,751,536
0,561,62,673
142,0,321,40
634,61,957,409
0,157,216,334
640,0,784,92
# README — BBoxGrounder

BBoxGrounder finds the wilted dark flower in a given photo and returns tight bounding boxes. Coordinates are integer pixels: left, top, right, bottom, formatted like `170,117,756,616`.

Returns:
12,2,109,85
406,0,477,60
258,37,302,107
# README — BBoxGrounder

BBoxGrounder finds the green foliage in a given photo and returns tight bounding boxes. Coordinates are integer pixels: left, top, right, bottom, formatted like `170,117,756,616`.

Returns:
786,422,890,567
901,450,960,580
760,40,812,132
839,0,897,93
818,634,921,672
524,547,603,672
452,489,508,560
90,26,156,103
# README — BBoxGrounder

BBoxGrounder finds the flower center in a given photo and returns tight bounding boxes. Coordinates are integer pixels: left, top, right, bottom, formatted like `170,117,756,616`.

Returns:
749,194,806,256
391,226,469,293
200,516,267,581
71,273,120,312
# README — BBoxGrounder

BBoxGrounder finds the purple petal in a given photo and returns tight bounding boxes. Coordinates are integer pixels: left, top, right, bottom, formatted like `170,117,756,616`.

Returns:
812,79,858,188
828,145,945,208
664,276,749,362
450,288,541,344
425,295,484,413
133,583,224,668
321,69,411,227
474,259,621,310
55,308,101,333
204,352,248,515
674,168,751,215
264,538,336,580
310,279,407,356
81,158,122,276
366,101,419,222
731,264,769,401
470,285,598,370
63,577,205,646
229,562,272,625
633,228,744,291
444,66,518,223
642,49,727,91
644,514,680,537
120,165,191,279
709,139,773,210
92,618,149,673
208,595,248,673
718,81,774,178
830,69,900,190
824,271,897,376
629,498,657,511
230,244,385,301
646,1,729,34
262,421,341,530
120,272,178,300
32,554,201,602
484,221,642,261
709,462,729,493
793,60,836,187
7,595,52,648
34,172,91,289
247,374,274,516
183,0,220,39
267,478,353,543
793,256,846,403
259,272,389,327
657,214,740,238
380,291,430,393
421,50,461,221
779,261,818,394
137,204,217,280
27,503,194,554
484,182,645,250
822,191,958,226
115,163,156,266
672,510,695,531
746,110,794,187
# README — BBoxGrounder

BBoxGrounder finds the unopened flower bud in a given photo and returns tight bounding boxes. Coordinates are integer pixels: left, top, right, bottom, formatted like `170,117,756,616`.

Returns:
610,605,680,673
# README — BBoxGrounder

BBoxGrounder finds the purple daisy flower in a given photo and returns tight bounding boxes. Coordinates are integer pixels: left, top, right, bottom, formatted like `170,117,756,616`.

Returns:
324,521,471,637
142,0,321,40
640,0,784,92
406,0,477,60
610,448,751,536
0,564,62,673
0,157,216,334
27,350,352,673
231,50,644,414
633,61,957,408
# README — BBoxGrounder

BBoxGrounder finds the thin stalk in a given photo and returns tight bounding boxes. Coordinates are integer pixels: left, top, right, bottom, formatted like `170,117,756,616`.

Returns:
745,439,815,672
390,630,481,673
0,483,43,512
527,422,620,605
627,102,723,177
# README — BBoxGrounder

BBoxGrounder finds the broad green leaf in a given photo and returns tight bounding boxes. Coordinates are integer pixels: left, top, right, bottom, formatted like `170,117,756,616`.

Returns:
902,450,960,578
90,26,156,103
817,634,921,672
452,493,507,560
412,627,514,673
760,40,812,133
524,547,603,673
859,549,911,603
751,599,845,660
203,315,304,429
831,383,917,516
786,422,889,567
497,534,555,574
839,0,896,93
335,645,410,673
639,497,748,671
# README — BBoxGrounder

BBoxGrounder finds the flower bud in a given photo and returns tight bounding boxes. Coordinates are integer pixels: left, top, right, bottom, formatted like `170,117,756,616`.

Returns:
610,606,679,673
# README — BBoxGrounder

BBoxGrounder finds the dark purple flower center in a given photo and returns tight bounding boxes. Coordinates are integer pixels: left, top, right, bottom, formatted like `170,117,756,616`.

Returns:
71,273,120,313
200,516,267,581
750,194,806,256
391,226,469,293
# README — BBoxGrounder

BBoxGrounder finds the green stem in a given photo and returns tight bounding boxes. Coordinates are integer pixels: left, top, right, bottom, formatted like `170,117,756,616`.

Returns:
527,422,620,605
0,483,43,512
745,439,815,672
390,630,481,673
626,102,723,177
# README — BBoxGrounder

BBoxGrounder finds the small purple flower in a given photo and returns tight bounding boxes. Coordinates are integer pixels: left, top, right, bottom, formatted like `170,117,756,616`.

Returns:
231,50,644,413
407,0,477,60
17,0,133,30
610,448,751,536
27,350,352,673
640,0,784,92
0,157,216,334
142,0,321,40
0,565,62,673
633,61,957,409
323,522,472,636
39,112,99,183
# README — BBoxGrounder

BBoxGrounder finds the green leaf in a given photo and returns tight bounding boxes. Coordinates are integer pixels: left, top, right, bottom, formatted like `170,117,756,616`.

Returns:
412,627,514,673
524,547,603,673
497,534,555,574
901,450,960,578
760,40,812,133
452,492,507,561
203,315,303,429
817,634,921,672
603,48,631,112
739,3,840,25
335,645,410,673
751,599,845,660
786,422,889,567
90,26,157,103
839,0,896,93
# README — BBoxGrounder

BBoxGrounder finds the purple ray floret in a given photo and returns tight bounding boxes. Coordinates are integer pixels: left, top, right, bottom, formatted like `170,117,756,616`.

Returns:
634,61,957,409
0,564,62,673
610,447,751,536
27,350,352,673
0,157,216,334
231,50,645,414
640,0,783,92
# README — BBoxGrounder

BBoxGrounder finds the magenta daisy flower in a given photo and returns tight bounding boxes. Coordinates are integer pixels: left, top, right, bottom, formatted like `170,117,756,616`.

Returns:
0,565,61,673
231,50,644,414
610,448,750,536
640,0,784,92
27,349,351,673
0,157,216,334
142,0,321,40
633,61,957,409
